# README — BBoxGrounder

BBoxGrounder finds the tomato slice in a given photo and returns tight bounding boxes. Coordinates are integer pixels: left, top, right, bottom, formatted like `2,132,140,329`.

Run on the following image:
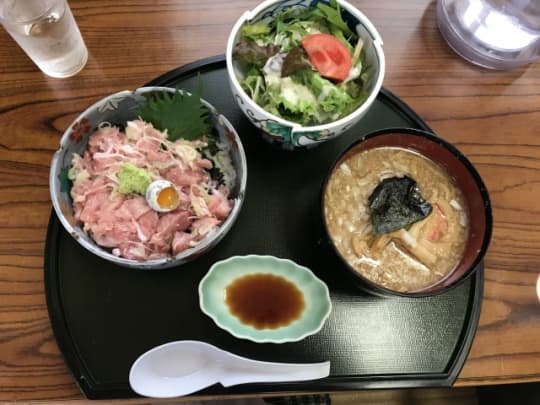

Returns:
301,33,352,82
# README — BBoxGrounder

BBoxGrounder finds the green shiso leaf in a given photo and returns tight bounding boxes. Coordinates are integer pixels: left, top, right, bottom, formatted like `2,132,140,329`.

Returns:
137,82,211,142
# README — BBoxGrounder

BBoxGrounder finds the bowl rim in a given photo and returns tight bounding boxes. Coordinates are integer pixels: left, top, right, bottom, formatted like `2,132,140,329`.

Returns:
321,127,493,297
49,86,248,269
225,0,386,131
198,254,333,343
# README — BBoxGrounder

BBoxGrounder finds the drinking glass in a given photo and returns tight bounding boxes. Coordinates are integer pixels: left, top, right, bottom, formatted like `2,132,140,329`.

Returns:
437,0,540,70
0,0,88,78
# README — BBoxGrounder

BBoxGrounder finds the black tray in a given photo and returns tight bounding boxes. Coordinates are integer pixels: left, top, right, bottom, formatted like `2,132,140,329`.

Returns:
45,55,483,399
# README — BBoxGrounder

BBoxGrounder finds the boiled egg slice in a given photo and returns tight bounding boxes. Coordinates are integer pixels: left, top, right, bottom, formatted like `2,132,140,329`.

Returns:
145,180,180,212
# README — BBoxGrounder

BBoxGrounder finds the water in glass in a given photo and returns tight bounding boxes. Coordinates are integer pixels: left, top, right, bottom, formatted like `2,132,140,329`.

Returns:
0,0,87,78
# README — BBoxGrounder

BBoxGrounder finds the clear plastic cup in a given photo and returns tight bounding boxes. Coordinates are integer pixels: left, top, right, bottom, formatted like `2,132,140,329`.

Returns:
0,0,88,78
437,0,540,70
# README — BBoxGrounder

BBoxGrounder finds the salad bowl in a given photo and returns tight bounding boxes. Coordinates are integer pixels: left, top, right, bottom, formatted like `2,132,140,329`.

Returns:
226,0,385,149
49,87,247,269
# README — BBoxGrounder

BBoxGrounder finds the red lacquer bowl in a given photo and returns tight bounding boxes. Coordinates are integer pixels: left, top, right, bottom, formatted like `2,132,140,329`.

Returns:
322,128,492,297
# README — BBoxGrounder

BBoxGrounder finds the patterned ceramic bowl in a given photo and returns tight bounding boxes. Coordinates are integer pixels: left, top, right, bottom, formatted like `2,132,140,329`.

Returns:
49,87,247,269
199,255,332,343
226,0,385,149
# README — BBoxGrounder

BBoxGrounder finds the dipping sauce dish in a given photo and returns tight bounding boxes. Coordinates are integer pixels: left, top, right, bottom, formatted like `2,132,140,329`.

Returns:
199,255,332,343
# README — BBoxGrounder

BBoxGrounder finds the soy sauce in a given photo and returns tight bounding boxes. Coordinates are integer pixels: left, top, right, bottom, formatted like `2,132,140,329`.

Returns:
225,273,305,330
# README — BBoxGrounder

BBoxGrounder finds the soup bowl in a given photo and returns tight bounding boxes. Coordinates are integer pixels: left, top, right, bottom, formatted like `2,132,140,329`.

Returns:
321,128,492,297
226,0,385,149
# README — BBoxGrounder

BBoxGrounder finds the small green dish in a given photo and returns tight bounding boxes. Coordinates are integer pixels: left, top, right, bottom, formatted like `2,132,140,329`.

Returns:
199,255,332,343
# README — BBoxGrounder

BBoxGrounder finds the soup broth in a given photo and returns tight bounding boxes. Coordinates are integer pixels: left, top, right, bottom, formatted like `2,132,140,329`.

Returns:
324,147,469,292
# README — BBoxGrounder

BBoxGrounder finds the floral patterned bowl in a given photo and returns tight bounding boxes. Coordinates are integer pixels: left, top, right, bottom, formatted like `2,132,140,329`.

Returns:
226,0,385,149
49,87,247,269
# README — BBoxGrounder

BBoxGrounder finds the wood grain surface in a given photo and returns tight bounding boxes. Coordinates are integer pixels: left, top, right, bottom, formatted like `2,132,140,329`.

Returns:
1,0,539,401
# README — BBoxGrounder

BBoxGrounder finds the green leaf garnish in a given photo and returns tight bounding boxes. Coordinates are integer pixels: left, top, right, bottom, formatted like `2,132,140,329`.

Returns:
137,82,211,142
58,167,72,194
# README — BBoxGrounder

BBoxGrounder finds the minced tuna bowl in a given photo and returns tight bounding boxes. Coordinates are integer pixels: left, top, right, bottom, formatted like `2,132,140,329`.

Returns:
68,119,236,261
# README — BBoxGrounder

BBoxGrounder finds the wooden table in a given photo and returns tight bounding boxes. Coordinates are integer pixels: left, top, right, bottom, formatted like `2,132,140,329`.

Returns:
1,0,539,401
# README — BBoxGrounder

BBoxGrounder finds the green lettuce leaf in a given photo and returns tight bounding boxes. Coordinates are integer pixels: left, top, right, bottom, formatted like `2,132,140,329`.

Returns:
262,77,318,125
241,23,271,41
239,67,266,104
292,69,366,118
316,0,354,38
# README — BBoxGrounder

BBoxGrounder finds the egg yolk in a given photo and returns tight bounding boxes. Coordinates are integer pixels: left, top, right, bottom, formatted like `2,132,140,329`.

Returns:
157,186,179,209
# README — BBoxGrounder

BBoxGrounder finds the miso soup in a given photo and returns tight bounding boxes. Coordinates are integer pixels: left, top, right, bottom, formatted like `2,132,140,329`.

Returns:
324,147,469,292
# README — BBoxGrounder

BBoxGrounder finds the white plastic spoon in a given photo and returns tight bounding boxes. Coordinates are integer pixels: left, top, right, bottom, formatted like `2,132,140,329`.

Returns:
129,340,330,398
